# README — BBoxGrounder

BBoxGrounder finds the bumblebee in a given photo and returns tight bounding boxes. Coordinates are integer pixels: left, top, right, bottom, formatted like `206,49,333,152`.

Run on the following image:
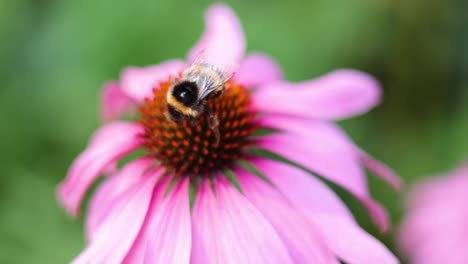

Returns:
166,60,233,144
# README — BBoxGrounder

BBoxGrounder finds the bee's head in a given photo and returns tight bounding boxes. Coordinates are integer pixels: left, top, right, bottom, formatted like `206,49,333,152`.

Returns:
172,81,198,107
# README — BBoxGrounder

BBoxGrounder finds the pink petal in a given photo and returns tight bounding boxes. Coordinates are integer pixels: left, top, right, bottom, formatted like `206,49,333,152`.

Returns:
72,169,160,264
123,177,173,264
251,70,381,120
407,164,468,208
249,159,397,263
87,121,140,146
260,114,402,191
356,148,402,190
57,122,143,217
251,158,354,221
398,197,467,260
257,119,363,194
235,167,338,264
398,167,468,262
257,119,389,231
120,60,186,102
143,178,192,264
190,177,293,264
234,53,283,88
100,81,136,122
85,157,154,241
411,239,468,264
188,4,246,72
312,214,398,264
404,199,468,263
88,121,141,175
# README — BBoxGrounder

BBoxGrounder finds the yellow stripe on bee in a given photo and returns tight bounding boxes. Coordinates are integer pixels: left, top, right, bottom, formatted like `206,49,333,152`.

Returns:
167,94,199,117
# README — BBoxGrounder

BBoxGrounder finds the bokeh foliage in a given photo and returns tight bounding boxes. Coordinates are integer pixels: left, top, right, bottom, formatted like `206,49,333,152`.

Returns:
1,0,466,263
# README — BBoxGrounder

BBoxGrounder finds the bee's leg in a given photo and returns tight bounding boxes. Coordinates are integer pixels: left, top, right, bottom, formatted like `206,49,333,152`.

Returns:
204,105,220,145
189,116,199,126
189,104,204,126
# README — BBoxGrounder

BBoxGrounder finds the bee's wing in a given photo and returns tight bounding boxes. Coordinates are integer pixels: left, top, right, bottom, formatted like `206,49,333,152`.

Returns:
191,50,237,82
190,51,237,101
197,74,222,100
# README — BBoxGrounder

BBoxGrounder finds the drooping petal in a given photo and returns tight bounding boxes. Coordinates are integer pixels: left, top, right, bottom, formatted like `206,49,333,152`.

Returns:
257,119,389,231
234,53,283,88
260,114,402,190
87,121,140,147
88,121,142,175
85,157,154,241
122,177,173,264
235,167,338,264
249,158,397,263
251,158,354,221
257,118,363,193
190,177,293,264
100,81,136,122
72,169,161,264
120,60,186,102
188,4,246,72
356,148,402,190
312,214,399,264
143,178,192,264
251,70,381,120
57,122,143,217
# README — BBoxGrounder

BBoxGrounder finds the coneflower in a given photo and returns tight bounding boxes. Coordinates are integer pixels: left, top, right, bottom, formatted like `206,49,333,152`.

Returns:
58,4,400,263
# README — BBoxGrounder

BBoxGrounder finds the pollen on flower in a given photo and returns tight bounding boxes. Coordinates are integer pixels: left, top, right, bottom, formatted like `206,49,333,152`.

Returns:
139,78,258,177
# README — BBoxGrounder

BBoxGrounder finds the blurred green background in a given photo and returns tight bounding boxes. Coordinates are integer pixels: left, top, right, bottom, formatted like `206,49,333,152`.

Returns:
1,0,467,263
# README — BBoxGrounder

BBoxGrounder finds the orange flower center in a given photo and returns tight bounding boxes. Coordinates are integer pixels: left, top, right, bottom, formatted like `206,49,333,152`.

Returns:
139,79,258,177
